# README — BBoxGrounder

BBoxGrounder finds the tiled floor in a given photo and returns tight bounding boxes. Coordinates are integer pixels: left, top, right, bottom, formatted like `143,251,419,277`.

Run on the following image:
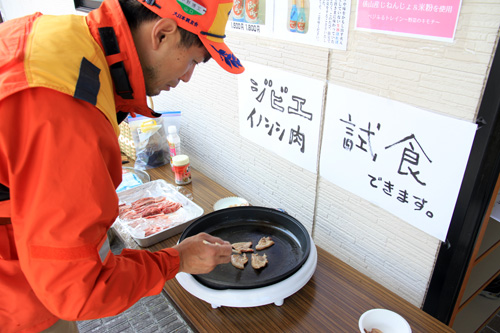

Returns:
77,292,192,333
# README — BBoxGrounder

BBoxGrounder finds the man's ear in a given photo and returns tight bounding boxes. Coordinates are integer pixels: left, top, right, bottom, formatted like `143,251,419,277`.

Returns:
151,18,178,50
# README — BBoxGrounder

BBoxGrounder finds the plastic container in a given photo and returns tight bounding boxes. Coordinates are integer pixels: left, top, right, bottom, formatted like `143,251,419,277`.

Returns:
116,180,203,246
167,125,181,170
172,155,192,185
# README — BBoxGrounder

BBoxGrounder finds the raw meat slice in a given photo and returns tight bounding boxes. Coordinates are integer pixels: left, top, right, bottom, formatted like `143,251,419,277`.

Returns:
118,196,183,237
232,241,253,253
231,253,248,269
251,253,268,269
255,236,274,250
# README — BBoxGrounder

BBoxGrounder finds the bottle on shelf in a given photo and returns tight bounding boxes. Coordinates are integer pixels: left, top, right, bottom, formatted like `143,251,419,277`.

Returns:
166,125,181,171
244,0,259,24
297,0,306,34
232,0,245,22
289,0,298,32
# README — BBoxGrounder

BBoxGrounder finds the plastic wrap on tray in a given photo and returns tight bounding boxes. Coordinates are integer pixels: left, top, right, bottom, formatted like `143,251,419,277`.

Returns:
116,179,203,246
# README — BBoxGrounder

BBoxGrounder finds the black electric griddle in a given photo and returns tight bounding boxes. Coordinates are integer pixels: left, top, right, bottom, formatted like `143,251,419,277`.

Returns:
179,206,311,290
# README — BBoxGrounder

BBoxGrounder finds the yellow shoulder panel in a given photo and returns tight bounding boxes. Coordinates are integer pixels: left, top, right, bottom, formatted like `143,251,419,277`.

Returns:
25,15,119,136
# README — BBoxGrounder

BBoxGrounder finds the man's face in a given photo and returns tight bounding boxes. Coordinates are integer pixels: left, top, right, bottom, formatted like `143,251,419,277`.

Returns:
143,40,210,97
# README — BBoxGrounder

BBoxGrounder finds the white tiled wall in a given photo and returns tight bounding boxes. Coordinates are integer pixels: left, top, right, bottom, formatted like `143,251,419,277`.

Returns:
155,0,500,308
2,0,499,308
0,0,76,20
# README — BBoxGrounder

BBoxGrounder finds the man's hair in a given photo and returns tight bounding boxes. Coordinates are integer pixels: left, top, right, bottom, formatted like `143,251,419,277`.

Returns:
118,0,204,49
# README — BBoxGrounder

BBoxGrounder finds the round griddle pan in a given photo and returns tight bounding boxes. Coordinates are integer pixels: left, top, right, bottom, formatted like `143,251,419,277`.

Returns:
179,206,311,290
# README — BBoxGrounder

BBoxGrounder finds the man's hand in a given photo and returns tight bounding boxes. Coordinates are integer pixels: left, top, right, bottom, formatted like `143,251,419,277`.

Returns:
172,232,232,274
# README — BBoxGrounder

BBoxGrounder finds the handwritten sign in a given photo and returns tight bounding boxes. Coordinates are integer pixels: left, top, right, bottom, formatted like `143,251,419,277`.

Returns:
238,62,325,173
320,84,476,241
355,0,462,42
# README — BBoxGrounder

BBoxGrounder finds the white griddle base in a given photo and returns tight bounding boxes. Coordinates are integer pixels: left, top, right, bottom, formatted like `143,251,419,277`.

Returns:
176,237,317,308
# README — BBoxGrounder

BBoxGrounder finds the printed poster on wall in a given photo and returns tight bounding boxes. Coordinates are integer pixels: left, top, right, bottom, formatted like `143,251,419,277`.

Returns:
238,62,325,173
229,0,275,35
320,84,477,241
274,0,351,50
355,0,462,42
228,0,351,50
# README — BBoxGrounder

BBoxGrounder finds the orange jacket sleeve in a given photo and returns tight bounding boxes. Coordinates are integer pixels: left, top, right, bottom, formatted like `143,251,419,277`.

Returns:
0,87,180,321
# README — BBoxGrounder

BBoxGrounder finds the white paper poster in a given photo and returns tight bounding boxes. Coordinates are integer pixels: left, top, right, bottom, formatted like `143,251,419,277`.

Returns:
238,62,325,173
355,0,462,42
228,0,351,50
274,0,351,50
320,84,477,241
228,0,275,35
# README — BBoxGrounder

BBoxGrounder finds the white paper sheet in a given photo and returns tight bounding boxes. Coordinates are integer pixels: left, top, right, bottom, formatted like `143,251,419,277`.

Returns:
320,84,477,241
238,62,325,173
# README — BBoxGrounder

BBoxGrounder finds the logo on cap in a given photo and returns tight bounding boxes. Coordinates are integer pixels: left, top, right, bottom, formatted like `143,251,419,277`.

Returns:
177,0,206,15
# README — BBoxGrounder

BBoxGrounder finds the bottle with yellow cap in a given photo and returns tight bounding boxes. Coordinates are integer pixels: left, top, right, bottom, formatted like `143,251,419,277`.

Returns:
172,155,192,185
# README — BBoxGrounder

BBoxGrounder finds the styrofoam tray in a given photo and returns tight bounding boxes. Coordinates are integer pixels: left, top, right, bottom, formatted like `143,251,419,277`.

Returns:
117,179,203,247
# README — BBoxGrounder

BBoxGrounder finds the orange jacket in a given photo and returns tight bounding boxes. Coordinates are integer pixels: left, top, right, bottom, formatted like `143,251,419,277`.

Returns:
0,1,180,332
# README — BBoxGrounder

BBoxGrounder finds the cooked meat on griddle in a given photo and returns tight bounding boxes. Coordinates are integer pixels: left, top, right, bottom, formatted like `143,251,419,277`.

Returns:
255,236,274,250
232,241,253,253
231,253,248,269
251,253,268,269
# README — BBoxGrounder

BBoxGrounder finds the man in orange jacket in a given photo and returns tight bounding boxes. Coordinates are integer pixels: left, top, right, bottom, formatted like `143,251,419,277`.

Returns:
0,0,244,331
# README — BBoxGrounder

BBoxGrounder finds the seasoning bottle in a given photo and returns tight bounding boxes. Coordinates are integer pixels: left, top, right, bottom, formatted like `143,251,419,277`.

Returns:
244,0,259,24
297,0,306,34
172,155,192,185
167,125,181,171
289,0,298,32
232,0,245,22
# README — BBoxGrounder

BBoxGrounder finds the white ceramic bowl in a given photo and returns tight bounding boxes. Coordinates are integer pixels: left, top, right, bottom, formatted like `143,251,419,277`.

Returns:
213,197,249,211
358,309,411,333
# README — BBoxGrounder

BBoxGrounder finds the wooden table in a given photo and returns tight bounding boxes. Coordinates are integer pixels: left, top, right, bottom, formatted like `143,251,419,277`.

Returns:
116,163,454,333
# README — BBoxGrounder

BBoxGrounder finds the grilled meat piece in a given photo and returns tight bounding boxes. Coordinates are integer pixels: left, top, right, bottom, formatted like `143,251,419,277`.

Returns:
255,236,274,250
231,253,248,269
251,253,268,269
232,241,253,253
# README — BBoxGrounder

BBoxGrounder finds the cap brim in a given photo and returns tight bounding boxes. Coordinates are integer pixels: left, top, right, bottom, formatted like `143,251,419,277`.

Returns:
201,37,245,74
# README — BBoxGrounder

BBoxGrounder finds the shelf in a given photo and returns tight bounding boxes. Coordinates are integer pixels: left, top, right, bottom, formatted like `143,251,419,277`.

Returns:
453,294,500,333
460,244,500,306
451,179,500,330
459,218,500,306
477,218,500,259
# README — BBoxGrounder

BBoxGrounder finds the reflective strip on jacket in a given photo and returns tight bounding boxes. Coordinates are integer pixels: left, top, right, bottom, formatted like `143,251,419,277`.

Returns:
0,1,179,332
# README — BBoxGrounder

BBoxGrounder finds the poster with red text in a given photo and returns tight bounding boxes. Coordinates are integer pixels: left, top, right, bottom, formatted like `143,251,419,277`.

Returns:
355,0,462,42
